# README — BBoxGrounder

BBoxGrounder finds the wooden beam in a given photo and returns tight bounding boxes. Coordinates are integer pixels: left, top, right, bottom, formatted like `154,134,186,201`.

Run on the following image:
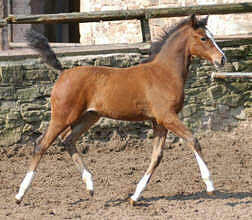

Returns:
0,2,252,26
0,0,9,49
0,42,151,60
215,34,252,41
9,42,84,48
140,19,151,42
218,38,252,47
212,72,252,79
9,34,252,49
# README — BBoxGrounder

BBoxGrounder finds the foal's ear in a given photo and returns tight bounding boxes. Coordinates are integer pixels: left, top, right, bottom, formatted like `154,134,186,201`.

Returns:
201,15,209,26
190,14,198,29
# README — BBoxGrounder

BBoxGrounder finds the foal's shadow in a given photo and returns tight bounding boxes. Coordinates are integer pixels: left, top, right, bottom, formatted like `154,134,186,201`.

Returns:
105,191,252,207
144,190,252,202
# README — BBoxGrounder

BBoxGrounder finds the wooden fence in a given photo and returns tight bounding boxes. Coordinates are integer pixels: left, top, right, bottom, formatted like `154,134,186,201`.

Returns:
1,2,252,44
1,2,252,79
212,72,252,79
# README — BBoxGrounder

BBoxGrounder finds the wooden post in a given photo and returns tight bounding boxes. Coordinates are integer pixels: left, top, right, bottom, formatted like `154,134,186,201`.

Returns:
140,19,151,42
211,72,252,79
0,0,9,50
7,0,12,44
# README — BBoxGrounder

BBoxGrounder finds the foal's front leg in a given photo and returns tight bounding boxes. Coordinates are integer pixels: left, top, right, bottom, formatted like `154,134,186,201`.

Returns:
130,123,167,205
162,114,215,195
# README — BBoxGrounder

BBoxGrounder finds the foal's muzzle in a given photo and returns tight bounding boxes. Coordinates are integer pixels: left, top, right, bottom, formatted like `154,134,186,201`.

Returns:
221,56,226,66
214,55,227,68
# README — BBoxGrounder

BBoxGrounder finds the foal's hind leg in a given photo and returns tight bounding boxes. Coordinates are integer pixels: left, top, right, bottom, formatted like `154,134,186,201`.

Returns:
60,111,100,196
15,120,67,204
161,114,215,195
130,122,167,205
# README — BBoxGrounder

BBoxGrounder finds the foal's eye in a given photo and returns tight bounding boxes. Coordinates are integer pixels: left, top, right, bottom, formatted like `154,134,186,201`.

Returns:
201,37,207,42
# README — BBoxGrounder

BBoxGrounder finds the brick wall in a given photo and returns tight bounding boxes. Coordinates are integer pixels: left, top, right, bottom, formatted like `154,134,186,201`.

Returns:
79,0,252,45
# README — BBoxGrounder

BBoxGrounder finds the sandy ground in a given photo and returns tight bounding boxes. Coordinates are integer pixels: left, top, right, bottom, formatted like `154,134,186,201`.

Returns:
0,120,251,220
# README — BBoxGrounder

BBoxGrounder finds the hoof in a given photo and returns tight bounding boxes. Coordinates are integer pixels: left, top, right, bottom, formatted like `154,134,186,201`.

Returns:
88,190,94,197
207,191,215,196
15,194,22,205
129,198,136,206
15,199,22,205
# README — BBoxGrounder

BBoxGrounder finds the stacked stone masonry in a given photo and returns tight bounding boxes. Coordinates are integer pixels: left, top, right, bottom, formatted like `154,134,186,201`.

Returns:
0,45,251,147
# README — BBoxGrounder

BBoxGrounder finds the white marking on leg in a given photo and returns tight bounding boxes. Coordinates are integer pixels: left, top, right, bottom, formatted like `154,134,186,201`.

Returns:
82,169,93,191
131,173,151,202
15,171,36,201
194,151,215,192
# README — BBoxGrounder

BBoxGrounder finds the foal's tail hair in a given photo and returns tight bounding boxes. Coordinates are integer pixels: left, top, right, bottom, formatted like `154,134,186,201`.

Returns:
25,29,63,71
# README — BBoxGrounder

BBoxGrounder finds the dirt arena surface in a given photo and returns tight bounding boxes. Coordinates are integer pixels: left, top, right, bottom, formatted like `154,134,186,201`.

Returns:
0,120,251,220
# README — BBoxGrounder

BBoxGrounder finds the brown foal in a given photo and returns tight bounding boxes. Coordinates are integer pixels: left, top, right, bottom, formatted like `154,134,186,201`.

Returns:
16,15,226,205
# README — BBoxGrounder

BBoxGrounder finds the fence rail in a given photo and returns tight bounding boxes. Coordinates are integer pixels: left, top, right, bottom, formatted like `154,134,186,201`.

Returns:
1,3,252,26
212,72,252,79
0,3,252,79
1,2,252,43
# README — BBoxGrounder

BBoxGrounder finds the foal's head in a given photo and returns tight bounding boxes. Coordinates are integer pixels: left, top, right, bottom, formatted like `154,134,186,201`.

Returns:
187,14,226,67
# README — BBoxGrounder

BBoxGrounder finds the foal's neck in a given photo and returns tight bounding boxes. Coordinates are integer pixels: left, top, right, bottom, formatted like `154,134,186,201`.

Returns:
154,27,192,82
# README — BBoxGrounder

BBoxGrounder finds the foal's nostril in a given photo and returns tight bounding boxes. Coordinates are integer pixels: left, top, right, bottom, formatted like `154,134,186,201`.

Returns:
221,56,226,66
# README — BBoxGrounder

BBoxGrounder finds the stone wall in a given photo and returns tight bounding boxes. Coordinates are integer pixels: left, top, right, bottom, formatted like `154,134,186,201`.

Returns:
80,0,252,45
0,45,251,147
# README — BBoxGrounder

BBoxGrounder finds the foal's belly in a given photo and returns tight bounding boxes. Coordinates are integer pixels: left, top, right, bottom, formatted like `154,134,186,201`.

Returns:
102,112,150,122
93,105,151,122
89,97,151,122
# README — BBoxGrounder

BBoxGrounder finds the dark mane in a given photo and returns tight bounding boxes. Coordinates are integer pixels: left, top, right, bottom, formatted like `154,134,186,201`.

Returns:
142,16,207,63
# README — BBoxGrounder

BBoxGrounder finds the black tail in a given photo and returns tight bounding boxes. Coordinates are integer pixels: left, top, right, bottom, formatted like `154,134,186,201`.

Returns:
25,29,63,71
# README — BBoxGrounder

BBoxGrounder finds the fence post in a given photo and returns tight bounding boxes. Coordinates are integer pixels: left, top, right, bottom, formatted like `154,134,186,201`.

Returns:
0,0,9,50
140,19,151,42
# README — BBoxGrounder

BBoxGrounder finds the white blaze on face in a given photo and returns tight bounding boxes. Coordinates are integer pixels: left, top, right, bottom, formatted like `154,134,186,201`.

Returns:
205,28,226,58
